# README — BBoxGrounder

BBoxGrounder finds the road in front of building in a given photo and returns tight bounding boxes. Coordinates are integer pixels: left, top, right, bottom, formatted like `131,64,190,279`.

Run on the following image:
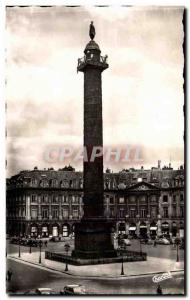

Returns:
7,259,184,295
7,238,184,261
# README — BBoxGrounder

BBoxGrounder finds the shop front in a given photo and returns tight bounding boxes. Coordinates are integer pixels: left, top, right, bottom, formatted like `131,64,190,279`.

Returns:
41,225,48,237
172,222,177,237
129,223,136,237
63,224,69,237
118,222,126,235
161,222,169,236
179,222,184,238
30,225,38,237
52,226,58,237
139,222,147,238
150,222,157,238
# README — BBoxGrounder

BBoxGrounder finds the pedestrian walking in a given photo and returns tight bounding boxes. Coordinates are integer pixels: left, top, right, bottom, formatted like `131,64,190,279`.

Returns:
44,240,48,247
7,270,13,282
157,284,163,295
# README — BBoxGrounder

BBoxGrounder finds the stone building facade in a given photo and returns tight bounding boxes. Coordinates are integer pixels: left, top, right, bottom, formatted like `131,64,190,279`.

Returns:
6,166,185,239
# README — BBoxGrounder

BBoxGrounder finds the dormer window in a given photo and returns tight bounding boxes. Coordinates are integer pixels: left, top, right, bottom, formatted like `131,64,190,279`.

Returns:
163,195,168,202
31,178,38,186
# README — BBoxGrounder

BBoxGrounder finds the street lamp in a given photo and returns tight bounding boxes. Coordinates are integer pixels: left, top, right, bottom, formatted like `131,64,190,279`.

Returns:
29,240,32,254
139,239,142,256
175,237,181,262
18,238,21,258
121,255,124,275
39,240,43,264
64,243,70,271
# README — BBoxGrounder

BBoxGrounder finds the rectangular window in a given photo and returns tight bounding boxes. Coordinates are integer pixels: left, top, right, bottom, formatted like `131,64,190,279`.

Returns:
163,207,168,218
119,197,125,204
41,195,48,203
63,209,69,218
151,207,157,218
52,195,58,203
22,208,25,217
180,194,184,202
180,206,184,217
110,197,114,204
140,209,147,218
110,207,115,217
72,196,78,204
173,195,176,202
119,209,124,218
73,209,78,218
130,209,136,218
31,195,37,203
31,209,37,219
163,195,168,203
52,209,58,219
42,209,48,219
172,205,176,217
62,196,68,203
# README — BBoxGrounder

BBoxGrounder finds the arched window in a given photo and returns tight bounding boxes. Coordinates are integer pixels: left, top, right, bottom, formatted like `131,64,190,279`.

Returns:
31,178,38,186
40,180,48,187
63,225,69,237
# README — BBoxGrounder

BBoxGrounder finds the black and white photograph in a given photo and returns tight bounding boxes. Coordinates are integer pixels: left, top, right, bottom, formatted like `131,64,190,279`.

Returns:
5,5,185,295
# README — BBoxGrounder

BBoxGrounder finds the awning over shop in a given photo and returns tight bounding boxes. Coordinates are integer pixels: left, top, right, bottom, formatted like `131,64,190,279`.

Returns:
161,223,169,228
150,227,157,230
31,227,37,232
129,227,136,230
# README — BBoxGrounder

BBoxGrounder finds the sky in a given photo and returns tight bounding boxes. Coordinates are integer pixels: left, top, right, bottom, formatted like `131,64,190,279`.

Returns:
6,6,184,177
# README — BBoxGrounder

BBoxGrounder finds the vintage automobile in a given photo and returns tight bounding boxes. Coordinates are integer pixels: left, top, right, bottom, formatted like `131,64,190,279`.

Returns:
60,284,86,295
35,288,55,295
155,238,170,245
140,238,153,245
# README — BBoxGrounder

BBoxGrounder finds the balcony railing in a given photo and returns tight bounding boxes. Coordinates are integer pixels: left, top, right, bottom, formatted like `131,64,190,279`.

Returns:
77,55,108,70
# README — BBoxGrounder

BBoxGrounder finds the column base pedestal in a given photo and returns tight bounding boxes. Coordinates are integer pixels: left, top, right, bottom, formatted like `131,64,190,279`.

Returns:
72,219,117,259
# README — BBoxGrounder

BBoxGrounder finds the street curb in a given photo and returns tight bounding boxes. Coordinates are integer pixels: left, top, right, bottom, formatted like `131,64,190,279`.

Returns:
7,255,184,280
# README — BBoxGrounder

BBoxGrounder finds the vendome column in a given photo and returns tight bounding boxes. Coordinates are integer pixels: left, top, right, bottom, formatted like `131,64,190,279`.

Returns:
72,23,116,259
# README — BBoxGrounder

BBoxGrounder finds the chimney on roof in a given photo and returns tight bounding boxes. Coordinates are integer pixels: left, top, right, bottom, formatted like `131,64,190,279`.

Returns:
158,160,161,169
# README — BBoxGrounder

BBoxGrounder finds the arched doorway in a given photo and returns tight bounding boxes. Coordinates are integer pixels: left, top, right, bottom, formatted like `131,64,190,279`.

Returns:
62,224,69,237
72,224,75,237
140,222,147,238
41,224,49,237
161,222,169,237
150,221,157,238
52,224,59,237
172,222,177,237
30,224,38,238
118,222,125,235
129,223,136,238
179,222,184,238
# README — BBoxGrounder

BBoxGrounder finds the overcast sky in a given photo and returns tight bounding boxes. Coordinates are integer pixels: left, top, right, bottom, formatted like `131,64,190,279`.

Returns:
6,6,184,177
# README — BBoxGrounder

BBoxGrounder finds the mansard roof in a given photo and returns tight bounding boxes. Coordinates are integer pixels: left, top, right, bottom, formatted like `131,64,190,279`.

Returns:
6,167,184,190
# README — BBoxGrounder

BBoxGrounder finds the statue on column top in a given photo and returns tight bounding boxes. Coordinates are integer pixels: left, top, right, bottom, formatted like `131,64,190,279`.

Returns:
89,21,95,40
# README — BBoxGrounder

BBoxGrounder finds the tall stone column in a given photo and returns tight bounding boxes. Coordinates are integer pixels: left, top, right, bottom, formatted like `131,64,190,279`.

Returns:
125,222,129,235
38,195,42,220
25,195,31,220
73,24,116,259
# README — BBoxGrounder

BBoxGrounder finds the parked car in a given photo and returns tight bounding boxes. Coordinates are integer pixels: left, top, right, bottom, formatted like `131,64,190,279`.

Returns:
179,238,184,249
123,239,131,246
49,236,60,242
10,237,19,244
140,238,153,245
60,285,86,295
156,238,170,245
35,288,55,295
